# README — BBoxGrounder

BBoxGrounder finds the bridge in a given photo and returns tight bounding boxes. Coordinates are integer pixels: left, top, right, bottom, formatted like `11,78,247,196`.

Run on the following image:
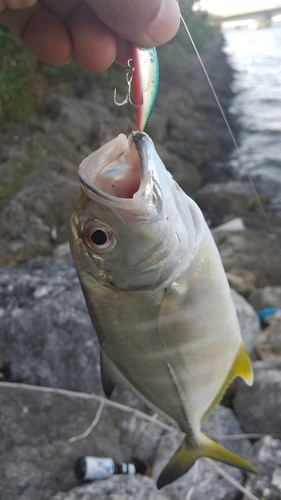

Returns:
220,6,281,29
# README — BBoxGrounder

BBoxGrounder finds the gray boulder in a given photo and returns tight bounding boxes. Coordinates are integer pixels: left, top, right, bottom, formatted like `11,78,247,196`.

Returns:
225,266,256,297
0,173,79,266
49,476,170,500
194,181,257,224
231,289,261,358
154,143,202,195
0,254,102,393
214,229,281,287
255,312,281,359
53,97,133,150
243,436,281,500
248,286,281,310
0,384,122,500
233,357,281,434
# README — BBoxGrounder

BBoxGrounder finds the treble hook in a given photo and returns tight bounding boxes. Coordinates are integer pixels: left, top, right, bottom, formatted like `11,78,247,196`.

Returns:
114,59,142,108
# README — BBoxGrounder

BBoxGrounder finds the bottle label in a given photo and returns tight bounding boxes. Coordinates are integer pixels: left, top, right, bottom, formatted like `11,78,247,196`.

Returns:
84,457,115,480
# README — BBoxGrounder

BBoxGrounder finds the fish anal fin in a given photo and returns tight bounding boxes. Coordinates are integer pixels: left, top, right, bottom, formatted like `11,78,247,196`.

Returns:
230,342,254,386
202,342,253,424
100,349,116,398
157,433,257,489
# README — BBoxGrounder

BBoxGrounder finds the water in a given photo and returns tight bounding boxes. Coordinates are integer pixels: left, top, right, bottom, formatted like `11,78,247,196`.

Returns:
223,23,281,205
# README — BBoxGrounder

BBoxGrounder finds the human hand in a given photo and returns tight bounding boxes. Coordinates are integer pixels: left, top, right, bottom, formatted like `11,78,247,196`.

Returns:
0,0,180,71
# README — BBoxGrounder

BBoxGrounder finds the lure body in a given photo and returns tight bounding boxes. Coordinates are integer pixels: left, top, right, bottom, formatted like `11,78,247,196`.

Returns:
131,45,159,131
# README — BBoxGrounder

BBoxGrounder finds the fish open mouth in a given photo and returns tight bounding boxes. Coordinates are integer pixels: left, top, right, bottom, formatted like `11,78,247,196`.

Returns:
79,132,149,201
78,131,160,219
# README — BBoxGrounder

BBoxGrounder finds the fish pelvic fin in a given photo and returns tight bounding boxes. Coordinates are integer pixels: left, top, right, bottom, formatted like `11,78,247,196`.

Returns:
100,349,116,398
201,342,254,424
157,432,257,489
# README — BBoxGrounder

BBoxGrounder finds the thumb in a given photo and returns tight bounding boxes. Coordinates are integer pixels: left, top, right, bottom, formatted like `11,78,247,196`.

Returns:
86,0,180,46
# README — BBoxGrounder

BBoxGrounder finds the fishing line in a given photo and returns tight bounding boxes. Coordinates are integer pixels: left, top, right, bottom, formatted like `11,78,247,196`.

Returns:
180,12,281,257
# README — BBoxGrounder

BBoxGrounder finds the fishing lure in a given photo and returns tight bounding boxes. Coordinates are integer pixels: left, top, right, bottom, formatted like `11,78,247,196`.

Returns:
114,44,159,131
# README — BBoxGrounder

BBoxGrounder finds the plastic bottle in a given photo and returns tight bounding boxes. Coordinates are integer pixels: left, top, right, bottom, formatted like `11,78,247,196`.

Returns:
75,456,149,481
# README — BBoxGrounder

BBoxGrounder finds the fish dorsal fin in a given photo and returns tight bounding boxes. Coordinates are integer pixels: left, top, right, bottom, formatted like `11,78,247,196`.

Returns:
157,432,257,489
100,349,116,398
202,342,254,424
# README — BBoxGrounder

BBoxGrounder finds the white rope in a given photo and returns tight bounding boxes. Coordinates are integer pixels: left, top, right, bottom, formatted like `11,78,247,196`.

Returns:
204,458,260,500
68,399,105,443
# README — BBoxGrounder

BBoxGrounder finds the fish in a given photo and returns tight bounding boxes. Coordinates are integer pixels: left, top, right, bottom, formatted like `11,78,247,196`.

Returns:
69,130,256,488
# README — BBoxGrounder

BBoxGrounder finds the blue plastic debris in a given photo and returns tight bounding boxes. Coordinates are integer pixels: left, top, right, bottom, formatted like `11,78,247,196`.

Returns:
257,307,279,319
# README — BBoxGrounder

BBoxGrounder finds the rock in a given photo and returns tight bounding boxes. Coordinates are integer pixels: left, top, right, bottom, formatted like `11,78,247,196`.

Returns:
152,405,253,500
53,242,71,258
248,286,281,310
0,254,162,466
214,229,281,287
262,309,281,326
194,181,256,225
53,98,133,150
154,144,202,195
226,267,256,297
0,199,53,265
0,174,79,266
0,96,134,267
231,289,261,358
255,312,281,359
213,217,246,232
0,254,102,392
49,476,170,500
146,111,169,144
54,99,95,147
0,384,122,500
243,436,281,500
233,357,281,434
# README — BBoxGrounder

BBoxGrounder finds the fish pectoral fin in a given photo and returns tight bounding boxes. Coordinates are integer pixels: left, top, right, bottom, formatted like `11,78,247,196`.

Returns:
157,433,257,489
100,349,116,398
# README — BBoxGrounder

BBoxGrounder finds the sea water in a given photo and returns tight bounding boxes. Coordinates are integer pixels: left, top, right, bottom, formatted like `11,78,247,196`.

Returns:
223,22,281,205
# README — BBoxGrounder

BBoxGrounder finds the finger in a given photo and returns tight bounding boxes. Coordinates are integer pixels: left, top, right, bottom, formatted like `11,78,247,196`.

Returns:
23,7,73,64
67,3,116,72
0,5,73,65
0,0,37,13
86,0,180,46
115,35,131,67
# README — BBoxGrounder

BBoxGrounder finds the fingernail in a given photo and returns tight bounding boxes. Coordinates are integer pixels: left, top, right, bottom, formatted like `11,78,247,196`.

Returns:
146,0,180,45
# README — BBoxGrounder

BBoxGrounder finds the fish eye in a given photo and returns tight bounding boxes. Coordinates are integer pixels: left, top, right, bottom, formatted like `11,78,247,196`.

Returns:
91,229,107,246
84,222,116,253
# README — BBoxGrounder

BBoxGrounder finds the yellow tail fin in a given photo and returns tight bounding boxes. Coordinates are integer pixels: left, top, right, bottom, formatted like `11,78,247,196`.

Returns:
157,432,257,489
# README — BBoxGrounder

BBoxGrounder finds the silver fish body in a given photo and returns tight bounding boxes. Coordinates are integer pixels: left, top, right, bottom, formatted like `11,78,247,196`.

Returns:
70,132,256,487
